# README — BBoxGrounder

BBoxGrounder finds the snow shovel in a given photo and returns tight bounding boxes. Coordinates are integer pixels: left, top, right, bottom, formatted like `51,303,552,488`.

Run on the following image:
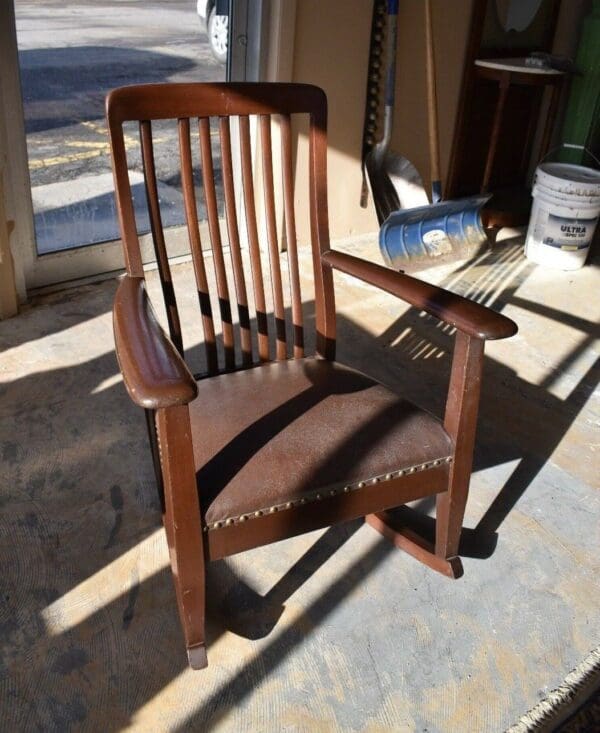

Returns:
379,0,490,271
366,0,427,225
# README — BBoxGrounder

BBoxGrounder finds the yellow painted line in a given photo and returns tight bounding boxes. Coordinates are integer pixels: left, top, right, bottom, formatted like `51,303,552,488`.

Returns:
80,120,104,131
65,140,111,149
29,149,105,170
28,117,168,170
81,119,140,147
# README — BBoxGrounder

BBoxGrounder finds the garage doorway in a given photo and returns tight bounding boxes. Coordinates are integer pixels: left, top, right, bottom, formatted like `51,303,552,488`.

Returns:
16,0,227,259
2,0,272,294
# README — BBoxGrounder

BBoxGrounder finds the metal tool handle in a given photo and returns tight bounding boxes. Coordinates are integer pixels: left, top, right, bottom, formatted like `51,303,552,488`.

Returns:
379,0,399,151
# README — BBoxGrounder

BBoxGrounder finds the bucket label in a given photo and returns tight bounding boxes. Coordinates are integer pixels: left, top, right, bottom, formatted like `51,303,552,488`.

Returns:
541,213,597,250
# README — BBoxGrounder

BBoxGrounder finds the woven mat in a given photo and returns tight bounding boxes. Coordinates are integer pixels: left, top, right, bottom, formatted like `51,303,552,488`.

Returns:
507,647,600,733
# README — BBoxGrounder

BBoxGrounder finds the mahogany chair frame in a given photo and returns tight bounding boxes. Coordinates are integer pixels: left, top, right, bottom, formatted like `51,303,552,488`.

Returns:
107,82,517,669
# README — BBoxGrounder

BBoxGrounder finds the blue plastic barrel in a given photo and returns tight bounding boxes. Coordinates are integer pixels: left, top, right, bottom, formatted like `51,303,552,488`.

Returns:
379,195,490,269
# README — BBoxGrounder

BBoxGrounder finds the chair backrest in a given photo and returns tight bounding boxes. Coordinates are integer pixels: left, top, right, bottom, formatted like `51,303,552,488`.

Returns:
106,82,336,376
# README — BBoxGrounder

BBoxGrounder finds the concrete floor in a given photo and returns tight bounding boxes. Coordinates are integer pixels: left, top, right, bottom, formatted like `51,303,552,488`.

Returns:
0,233,598,731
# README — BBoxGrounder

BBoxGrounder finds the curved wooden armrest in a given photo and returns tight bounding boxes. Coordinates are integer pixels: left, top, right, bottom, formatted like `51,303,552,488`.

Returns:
113,276,198,409
322,249,517,340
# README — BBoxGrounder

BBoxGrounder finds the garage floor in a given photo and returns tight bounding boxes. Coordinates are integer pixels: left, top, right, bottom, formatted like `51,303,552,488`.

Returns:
1,233,598,732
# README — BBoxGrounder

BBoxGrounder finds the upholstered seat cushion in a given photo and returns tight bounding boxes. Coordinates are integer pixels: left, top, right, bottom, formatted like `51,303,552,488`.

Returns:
190,358,452,524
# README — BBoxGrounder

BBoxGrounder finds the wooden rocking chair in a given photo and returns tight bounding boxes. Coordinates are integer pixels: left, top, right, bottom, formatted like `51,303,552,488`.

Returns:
108,82,517,669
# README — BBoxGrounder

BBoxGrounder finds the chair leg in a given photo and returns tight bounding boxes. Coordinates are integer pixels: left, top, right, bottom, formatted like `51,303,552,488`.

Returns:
156,405,208,670
434,331,485,571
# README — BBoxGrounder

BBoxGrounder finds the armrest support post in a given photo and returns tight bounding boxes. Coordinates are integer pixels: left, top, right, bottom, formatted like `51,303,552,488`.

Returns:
436,331,485,558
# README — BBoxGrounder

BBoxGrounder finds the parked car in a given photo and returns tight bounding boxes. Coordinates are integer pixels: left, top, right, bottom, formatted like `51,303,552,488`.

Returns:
197,0,228,63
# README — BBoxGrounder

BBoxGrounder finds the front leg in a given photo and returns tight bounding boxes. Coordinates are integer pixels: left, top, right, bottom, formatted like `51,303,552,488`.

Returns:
156,405,207,669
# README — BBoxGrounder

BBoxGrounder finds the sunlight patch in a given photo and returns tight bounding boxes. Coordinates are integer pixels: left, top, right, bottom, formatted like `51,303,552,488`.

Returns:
42,528,168,636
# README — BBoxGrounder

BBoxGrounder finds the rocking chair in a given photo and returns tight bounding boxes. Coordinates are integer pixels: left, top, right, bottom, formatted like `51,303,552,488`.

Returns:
108,82,517,669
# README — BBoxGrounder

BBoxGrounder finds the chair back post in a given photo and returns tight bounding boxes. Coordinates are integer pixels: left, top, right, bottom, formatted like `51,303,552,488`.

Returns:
107,110,144,277
309,96,336,360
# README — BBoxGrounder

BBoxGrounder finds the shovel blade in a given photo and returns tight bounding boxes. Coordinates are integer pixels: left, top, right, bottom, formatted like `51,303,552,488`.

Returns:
366,148,426,224
384,152,429,210
379,195,491,272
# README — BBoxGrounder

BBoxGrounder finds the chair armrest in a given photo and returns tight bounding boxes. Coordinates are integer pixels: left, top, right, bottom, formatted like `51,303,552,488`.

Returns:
322,249,517,340
113,276,198,409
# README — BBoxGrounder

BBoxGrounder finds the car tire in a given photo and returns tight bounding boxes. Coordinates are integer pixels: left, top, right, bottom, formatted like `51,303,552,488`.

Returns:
207,6,228,64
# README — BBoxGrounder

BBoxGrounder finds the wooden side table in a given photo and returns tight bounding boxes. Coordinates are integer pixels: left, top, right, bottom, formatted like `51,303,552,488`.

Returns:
474,58,565,194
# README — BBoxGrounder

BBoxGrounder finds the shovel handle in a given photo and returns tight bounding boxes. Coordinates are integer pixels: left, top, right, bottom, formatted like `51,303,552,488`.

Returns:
425,0,442,200
384,0,399,107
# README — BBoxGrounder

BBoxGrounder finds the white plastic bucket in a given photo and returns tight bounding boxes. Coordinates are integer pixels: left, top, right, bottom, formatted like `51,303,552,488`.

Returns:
525,160,600,270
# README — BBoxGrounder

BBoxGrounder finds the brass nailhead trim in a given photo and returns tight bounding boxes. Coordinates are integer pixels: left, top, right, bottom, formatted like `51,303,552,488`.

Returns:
205,456,453,531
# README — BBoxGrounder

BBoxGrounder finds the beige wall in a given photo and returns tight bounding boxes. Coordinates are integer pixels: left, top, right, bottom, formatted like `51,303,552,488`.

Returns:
291,0,376,241
289,0,474,243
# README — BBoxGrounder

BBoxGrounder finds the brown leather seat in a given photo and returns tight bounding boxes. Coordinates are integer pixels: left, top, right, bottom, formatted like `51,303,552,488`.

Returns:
192,359,452,525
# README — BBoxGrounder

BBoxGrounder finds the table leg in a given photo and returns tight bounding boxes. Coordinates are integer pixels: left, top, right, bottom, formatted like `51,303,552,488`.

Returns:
520,86,543,179
537,79,564,163
481,71,510,194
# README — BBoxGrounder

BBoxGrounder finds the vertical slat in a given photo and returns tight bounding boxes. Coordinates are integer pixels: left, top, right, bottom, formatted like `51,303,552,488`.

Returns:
239,115,270,362
198,116,235,371
280,113,304,358
178,117,218,375
260,114,287,360
139,120,184,356
219,117,252,366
